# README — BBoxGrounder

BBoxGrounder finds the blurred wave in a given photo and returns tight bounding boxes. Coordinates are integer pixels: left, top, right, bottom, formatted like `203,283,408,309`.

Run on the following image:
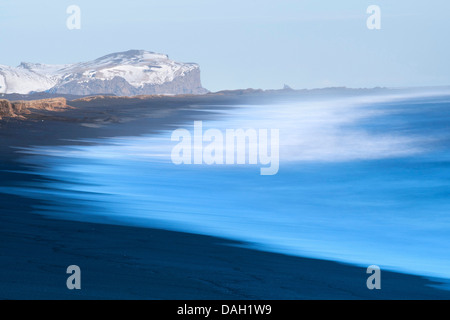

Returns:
4,91,450,279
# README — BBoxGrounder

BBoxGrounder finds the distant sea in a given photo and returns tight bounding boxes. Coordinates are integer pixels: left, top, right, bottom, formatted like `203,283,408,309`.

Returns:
6,91,450,280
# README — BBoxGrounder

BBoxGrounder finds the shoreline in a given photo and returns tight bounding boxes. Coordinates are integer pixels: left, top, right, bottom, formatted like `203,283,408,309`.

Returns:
1,182,449,299
1,92,450,299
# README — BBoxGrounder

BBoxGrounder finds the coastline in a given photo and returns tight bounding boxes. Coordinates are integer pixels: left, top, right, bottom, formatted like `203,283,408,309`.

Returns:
1,182,449,299
1,91,450,299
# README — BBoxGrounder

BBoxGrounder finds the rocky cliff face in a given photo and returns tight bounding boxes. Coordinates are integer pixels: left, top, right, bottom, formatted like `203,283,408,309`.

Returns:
0,100,15,119
0,98,70,119
0,50,208,96
51,68,205,96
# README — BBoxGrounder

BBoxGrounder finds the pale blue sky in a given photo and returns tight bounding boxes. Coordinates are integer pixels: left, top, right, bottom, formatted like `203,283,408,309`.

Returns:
0,0,449,91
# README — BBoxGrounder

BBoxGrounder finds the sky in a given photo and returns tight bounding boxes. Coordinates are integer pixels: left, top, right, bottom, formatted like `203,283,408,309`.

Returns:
0,0,449,92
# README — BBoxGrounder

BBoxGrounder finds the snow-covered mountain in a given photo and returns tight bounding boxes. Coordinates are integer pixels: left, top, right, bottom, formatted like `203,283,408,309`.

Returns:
0,50,207,96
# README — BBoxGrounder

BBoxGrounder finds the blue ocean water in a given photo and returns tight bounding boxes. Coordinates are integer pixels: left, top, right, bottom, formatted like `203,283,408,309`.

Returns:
6,92,450,279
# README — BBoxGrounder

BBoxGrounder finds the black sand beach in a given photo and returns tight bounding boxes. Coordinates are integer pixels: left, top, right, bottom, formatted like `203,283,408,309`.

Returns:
1,92,450,299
